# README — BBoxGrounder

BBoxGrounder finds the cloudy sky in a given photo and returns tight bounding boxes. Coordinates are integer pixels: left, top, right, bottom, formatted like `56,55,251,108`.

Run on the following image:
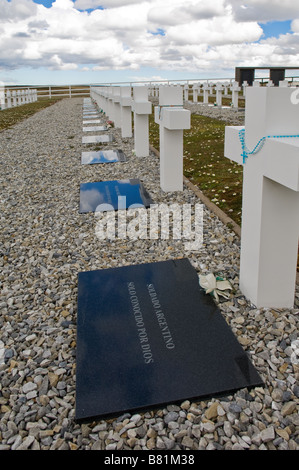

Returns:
0,0,299,85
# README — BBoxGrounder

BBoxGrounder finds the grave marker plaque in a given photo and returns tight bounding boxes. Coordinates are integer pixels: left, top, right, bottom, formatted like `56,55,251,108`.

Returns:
75,258,263,422
81,149,126,165
79,178,153,213
83,126,107,132
82,135,114,144
83,120,102,124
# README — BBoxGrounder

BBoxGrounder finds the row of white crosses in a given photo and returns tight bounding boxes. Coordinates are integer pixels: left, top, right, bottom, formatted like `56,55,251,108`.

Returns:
184,79,292,109
0,87,38,110
90,84,298,308
90,85,152,158
91,85,190,191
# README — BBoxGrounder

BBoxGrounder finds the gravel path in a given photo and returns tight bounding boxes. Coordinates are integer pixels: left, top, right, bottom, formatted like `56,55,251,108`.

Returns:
0,98,298,450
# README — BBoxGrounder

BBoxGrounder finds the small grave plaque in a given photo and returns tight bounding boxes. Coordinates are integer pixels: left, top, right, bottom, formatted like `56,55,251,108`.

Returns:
83,126,107,132
75,258,263,422
81,149,126,165
83,114,101,119
79,178,153,213
82,135,114,144
83,120,102,124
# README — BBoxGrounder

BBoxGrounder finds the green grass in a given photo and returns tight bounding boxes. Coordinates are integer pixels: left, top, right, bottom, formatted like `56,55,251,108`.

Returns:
149,111,243,226
0,99,61,131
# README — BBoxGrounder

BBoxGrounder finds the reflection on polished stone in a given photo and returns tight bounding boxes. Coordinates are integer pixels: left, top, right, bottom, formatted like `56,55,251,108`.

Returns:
83,120,102,124
81,150,126,165
83,114,101,119
75,258,263,422
83,126,107,132
79,179,153,213
82,135,114,144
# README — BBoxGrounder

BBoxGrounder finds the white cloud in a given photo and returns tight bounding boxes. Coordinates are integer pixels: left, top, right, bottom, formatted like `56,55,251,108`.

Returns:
74,0,141,9
0,0,37,21
0,0,298,78
148,0,226,26
227,0,299,23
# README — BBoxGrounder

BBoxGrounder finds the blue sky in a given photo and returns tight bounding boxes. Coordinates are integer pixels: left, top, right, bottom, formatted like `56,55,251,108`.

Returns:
1,0,299,86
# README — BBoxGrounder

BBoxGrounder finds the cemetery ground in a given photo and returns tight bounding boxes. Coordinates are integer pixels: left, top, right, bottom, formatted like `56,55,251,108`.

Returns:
1,97,245,222
0,97,298,450
0,99,61,132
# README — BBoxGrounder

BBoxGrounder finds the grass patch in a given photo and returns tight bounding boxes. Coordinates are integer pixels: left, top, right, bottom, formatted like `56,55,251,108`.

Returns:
149,111,243,226
0,99,61,131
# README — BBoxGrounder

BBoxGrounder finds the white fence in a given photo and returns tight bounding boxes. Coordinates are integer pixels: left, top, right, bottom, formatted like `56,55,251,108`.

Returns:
35,85,91,100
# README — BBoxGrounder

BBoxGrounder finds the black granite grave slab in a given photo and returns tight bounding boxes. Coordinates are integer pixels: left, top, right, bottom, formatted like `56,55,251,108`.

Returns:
81,149,126,165
75,258,263,422
79,178,153,213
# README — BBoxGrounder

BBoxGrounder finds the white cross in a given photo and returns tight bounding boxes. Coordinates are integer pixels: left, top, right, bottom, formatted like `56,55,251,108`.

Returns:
6,89,12,108
192,84,199,103
242,81,248,96
154,86,190,191
12,90,17,107
107,87,114,123
230,81,240,108
184,84,189,101
202,83,211,104
215,83,223,107
112,87,121,129
132,86,152,157
224,87,299,308
120,86,132,138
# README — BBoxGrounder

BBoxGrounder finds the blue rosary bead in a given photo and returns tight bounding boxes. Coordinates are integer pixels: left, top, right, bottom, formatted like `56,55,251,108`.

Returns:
238,130,299,164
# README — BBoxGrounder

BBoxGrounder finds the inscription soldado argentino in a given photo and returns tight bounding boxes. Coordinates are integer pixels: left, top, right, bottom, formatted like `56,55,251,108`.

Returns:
127,282,175,365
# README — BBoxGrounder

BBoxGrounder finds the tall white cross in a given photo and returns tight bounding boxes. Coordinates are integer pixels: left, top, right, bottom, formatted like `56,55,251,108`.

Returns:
107,87,114,122
155,86,190,191
242,81,248,96
132,86,152,157
202,83,210,104
12,90,17,107
215,83,223,107
184,84,189,102
6,90,12,108
230,81,240,108
112,87,121,128
192,84,199,103
224,87,299,308
120,86,132,138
